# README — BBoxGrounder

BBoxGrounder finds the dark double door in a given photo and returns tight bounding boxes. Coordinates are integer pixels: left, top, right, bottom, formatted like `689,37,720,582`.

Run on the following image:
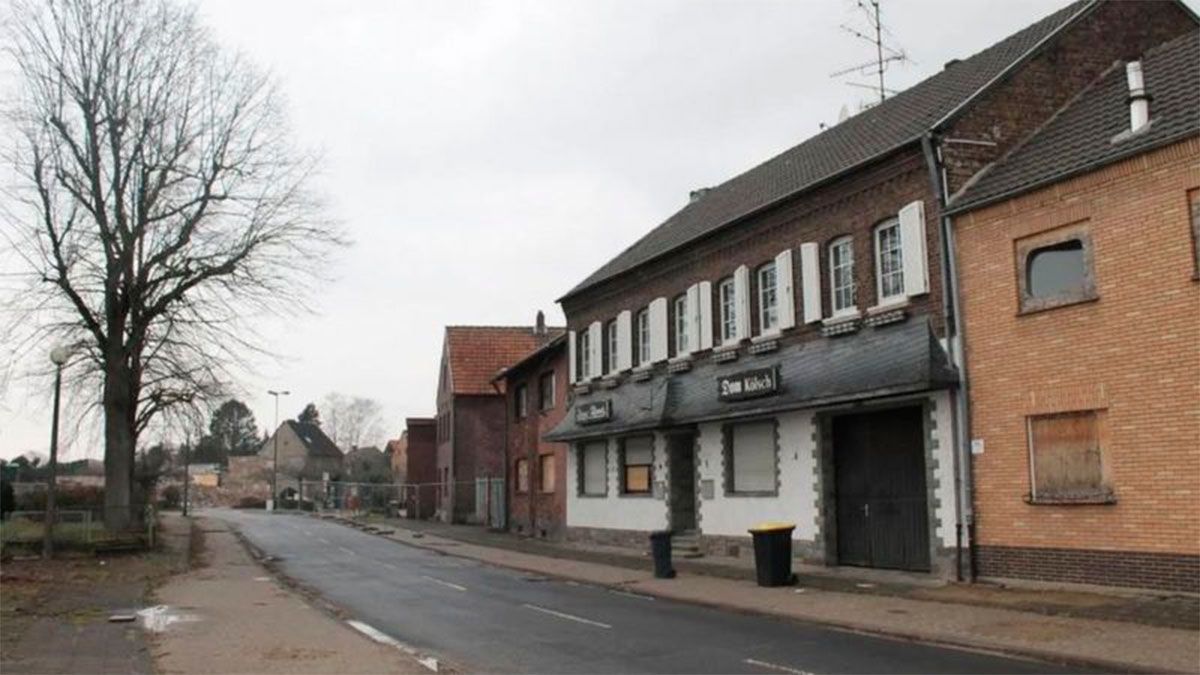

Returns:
833,406,931,572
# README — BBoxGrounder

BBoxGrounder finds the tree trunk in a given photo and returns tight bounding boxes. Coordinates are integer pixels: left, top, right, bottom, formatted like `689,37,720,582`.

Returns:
102,362,136,532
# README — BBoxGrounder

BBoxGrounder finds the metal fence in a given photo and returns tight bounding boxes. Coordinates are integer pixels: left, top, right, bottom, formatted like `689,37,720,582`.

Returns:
0,509,96,545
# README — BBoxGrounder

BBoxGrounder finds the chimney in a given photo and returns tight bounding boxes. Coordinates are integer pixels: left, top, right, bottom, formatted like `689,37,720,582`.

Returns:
689,187,712,203
534,310,546,335
1126,60,1150,133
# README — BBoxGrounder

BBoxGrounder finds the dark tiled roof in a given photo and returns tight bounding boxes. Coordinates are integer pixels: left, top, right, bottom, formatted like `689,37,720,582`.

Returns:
493,333,567,382
546,319,957,442
950,31,1200,213
445,326,565,395
285,420,343,459
560,0,1095,300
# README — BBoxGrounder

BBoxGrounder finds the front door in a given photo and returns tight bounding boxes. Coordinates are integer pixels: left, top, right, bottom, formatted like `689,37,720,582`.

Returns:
667,433,697,532
833,406,930,571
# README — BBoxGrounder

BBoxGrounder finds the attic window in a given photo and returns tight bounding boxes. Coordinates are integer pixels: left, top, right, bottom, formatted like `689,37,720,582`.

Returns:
1016,225,1097,314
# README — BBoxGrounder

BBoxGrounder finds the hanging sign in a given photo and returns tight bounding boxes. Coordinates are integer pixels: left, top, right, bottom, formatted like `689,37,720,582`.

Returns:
718,367,779,401
575,400,612,425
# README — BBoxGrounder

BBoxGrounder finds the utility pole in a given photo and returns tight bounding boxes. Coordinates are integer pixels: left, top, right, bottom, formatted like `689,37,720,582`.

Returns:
873,0,885,104
267,389,290,511
43,345,71,559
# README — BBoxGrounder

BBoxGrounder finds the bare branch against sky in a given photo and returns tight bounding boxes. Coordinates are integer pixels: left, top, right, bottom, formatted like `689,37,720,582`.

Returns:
0,0,1125,460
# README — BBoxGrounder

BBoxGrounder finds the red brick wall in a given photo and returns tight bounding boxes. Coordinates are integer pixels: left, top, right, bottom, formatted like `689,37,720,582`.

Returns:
449,395,507,521
563,148,947,344
505,345,569,539
942,0,1195,194
404,418,438,519
956,137,1200,591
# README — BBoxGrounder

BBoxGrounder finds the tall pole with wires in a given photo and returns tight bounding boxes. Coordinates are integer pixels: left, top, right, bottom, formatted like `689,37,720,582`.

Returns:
830,0,909,108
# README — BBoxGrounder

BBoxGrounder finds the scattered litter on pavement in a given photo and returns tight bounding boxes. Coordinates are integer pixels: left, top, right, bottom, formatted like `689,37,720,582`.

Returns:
137,605,198,632
855,583,876,589
108,614,136,623
793,588,806,594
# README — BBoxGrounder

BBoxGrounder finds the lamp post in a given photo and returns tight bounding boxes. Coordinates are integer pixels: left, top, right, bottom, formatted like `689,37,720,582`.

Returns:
181,431,191,517
268,389,289,511
43,345,72,559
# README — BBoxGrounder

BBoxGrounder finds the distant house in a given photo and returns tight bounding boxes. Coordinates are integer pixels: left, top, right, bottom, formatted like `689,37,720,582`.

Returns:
435,314,561,523
344,446,391,483
260,421,344,497
404,418,437,519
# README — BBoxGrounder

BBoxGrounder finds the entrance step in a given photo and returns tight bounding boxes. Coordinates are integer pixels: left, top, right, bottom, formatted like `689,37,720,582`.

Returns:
671,530,704,559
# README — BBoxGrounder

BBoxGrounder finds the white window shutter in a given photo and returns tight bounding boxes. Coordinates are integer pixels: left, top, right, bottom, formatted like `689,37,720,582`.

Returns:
734,265,751,340
587,321,602,379
616,310,632,371
899,200,929,297
800,242,823,324
568,330,577,383
649,297,668,363
697,281,713,350
684,284,699,354
775,249,795,330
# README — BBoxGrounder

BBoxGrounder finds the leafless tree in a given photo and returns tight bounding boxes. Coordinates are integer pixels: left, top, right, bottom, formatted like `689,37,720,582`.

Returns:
321,393,385,450
1,0,342,529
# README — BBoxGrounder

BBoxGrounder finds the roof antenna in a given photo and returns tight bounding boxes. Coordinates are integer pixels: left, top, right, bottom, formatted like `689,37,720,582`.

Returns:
829,0,910,109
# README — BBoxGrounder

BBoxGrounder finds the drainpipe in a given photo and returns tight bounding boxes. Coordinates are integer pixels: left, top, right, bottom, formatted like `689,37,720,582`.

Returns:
921,132,977,582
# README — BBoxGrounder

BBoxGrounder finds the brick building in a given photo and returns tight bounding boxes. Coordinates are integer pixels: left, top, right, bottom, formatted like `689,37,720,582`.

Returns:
435,320,560,523
495,332,569,540
546,0,1195,578
403,418,438,519
947,32,1199,592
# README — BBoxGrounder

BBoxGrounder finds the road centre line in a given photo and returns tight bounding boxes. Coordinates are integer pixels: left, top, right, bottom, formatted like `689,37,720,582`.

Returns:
521,603,612,629
744,658,814,675
421,575,467,592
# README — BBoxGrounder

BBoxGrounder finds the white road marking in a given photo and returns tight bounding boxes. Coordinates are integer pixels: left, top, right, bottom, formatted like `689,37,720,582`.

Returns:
521,603,612,629
421,575,467,592
338,546,357,556
607,589,655,601
744,658,814,675
346,620,440,672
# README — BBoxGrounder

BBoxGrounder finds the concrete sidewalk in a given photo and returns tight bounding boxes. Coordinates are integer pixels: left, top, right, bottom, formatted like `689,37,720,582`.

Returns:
149,515,431,674
333,514,1200,674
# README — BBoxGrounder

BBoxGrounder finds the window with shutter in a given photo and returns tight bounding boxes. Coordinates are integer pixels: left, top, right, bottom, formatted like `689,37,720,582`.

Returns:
734,265,751,339
580,441,608,496
673,294,689,356
719,277,737,343
829,236,856,316
875,218,905,303
636,309,650,366
898,200,929,297
620,436,653,494
727,420,776,494
800,242,823,323
606,320,619,375
757,262,779,333
578,331,591,380
617,310,633,371
649,298,668,362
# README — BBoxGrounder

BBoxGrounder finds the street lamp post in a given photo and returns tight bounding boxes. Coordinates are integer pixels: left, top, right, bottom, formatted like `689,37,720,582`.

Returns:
182,431,191,517
43,345,72,559
268,389,290,511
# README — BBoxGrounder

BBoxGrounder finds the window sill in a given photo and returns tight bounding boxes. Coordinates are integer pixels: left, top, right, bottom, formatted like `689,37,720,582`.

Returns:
1025,493,1117,506
577,493,608,499
824,309,861,325
751,331,781,344
725,490,779,498
618,492,655,499
1017,291,1098,316
867,298,909,314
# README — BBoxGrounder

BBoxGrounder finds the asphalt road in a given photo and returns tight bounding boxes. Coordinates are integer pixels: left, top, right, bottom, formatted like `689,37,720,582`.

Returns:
210,509,1090,675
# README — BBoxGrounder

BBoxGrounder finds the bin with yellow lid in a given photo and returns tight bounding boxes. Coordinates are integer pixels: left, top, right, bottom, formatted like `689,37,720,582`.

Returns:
747,521,796,586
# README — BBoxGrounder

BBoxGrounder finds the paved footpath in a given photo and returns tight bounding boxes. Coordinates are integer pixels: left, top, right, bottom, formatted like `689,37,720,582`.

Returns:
150,515,430,674
348,514,1200,674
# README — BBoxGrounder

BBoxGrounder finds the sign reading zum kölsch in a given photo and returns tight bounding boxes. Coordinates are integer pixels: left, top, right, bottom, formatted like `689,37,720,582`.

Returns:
575,400,612,425
718,367,779,401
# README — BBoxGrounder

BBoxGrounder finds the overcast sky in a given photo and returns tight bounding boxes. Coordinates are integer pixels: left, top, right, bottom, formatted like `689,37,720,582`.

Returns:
1,0,1108,460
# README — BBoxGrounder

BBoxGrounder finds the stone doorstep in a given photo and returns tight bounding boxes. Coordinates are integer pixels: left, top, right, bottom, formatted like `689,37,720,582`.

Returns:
333,515,1199,674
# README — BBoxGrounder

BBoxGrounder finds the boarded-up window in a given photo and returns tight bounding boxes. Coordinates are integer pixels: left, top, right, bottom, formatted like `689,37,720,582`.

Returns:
621,436,653,494
515,458,529,493
581,441,607,496
539,454,555,493
1028,411,1109,500
729,421,776,493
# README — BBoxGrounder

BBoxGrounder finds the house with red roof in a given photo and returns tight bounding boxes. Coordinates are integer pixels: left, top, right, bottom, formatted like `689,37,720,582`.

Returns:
435,313,562,523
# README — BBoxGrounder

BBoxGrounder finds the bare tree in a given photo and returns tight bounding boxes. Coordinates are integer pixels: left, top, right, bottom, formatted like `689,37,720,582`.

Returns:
321,393,384,450
1,0,341,529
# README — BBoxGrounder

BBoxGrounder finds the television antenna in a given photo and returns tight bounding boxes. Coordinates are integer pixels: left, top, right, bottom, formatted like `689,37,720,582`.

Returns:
830,0,910,106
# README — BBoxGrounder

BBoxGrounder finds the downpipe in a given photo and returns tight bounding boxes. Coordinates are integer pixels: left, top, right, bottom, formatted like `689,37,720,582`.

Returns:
921,133,977,583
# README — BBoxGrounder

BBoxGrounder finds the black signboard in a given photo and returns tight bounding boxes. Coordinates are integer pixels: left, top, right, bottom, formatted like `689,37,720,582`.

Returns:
576,400,612,425
717,367,779,402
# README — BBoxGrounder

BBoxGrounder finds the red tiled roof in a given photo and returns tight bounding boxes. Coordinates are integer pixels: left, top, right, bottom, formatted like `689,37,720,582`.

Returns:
443,326,564,396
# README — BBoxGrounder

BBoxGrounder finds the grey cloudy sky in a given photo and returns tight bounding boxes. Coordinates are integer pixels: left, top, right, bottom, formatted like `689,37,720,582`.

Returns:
2,0,1077,459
